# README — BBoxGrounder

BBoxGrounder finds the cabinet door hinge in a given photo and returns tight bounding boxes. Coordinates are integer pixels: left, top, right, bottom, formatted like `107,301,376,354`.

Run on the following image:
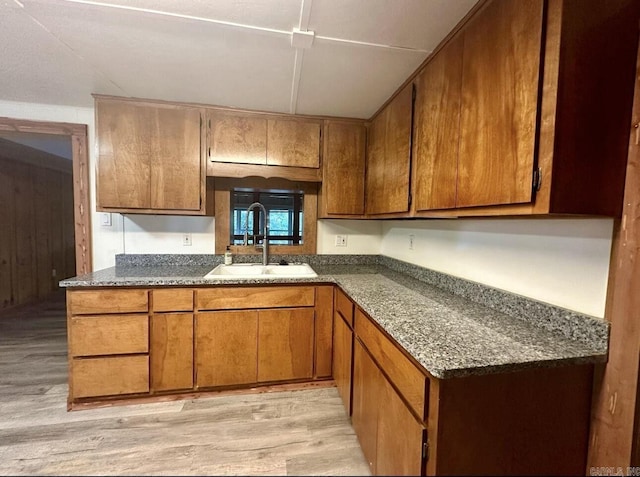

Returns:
422,441,429,461
532,167,542,192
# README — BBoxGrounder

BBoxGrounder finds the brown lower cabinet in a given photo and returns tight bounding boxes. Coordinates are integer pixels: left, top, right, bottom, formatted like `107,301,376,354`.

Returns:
352,336,426,475
346,305,593,476
66,285,333,407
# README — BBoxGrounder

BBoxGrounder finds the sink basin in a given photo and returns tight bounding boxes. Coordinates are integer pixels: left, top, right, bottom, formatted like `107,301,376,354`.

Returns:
203,263,317,279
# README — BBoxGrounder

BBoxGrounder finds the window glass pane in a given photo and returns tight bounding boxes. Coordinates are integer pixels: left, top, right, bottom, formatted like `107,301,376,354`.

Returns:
230,189,304,246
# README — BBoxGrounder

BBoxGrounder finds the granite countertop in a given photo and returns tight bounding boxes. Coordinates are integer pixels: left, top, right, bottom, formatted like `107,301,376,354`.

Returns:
60,256,608,379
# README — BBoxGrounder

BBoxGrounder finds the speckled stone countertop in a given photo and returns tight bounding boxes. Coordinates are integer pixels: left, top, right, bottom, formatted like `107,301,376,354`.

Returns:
60,254,608,379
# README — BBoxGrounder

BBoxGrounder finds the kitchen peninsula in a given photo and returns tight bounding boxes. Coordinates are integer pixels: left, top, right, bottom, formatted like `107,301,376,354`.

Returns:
60,253,608,475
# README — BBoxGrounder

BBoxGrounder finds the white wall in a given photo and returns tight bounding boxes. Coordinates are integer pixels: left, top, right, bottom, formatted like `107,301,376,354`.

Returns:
317,219,383,255
121,215,215,254
381,218,614,318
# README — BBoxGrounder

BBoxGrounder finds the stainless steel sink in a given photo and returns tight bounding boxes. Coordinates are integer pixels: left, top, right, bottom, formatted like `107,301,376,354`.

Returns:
203,263,317,279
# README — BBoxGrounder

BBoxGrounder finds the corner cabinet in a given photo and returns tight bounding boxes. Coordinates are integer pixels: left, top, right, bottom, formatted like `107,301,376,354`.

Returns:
95,97,208,215
343,302,592,476
412,0,637,217
319,120,367,217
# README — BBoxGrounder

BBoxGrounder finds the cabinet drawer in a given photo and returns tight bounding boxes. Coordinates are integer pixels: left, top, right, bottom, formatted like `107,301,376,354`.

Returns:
335,288,354,327
72,355,149,398
152,288,193,312
68,289,148,315
196,286,315,310
70,315,149,357
355,309,428,421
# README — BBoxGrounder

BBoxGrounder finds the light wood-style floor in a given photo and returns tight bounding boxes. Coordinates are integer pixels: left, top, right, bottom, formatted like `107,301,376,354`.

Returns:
0,291,370,476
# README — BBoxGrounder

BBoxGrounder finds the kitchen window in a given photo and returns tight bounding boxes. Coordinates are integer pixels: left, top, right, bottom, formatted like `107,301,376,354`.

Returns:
214,177,317,255
231,190,304,246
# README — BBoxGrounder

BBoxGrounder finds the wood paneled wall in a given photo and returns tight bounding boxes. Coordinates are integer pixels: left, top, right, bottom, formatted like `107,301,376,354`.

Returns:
0,139,75,310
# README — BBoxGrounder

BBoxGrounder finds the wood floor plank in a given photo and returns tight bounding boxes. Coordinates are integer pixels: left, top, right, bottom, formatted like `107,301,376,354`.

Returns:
0,292,370,476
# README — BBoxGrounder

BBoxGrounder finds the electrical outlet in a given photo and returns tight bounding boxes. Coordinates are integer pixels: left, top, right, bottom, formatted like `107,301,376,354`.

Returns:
335,235,347,247
409,234,415,250
183,233,192,246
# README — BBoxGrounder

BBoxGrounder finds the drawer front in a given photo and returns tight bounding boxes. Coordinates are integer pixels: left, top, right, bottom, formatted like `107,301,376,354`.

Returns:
335,288,354,327
152,288,193,312
196,286,315,310
72,355,149,398
68,289,148,315
355,309,427,421
70,315,149,357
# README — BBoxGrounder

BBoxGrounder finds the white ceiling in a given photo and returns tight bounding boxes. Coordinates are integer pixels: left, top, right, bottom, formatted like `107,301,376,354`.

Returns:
0,0,478,119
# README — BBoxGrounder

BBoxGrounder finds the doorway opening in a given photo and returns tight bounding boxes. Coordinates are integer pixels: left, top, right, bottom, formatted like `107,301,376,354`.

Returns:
0,118,91,311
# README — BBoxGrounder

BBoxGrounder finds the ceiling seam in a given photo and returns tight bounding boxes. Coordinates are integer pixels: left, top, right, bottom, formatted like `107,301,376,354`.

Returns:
316,35,429,53
289,0,313,115
56,0,291,38
298,0,313,31
289,48,304,114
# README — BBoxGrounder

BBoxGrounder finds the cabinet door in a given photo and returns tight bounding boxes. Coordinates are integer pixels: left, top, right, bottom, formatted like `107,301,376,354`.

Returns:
333,311,353,414
97,100,202,211
376,376,425,476
150,106,202,211
413,35,463,211
257,308,314,382
457,0,543,208
151,313,193,392
195,311,258,387
366,85,412,215
352,339,384,472
322,121,366,215
97,100,151,209
267,119,321,168
209,111,267,165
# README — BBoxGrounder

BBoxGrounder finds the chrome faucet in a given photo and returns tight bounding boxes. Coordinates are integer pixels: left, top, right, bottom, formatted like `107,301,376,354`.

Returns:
243,202,269,266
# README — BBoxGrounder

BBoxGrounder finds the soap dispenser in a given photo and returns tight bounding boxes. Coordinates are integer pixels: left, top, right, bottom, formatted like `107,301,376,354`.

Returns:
224,245,233,265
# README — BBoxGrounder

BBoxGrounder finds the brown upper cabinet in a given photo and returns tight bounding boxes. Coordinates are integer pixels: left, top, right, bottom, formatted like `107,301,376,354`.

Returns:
365,84,413,215
319,120,367,217
96,97,206,215
456,0,543,209
413,34,464,211
411,0,637,217
209,111,267,165
207,110,321,169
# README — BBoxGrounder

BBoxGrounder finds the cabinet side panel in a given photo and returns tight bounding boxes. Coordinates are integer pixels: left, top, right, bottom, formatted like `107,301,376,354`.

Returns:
549,0,639,215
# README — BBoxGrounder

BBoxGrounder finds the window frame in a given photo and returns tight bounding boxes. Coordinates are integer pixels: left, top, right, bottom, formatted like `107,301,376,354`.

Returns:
214,177,317,255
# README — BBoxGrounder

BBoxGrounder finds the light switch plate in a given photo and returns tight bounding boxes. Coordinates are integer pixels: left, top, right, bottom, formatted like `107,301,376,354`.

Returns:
100,212,112,227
